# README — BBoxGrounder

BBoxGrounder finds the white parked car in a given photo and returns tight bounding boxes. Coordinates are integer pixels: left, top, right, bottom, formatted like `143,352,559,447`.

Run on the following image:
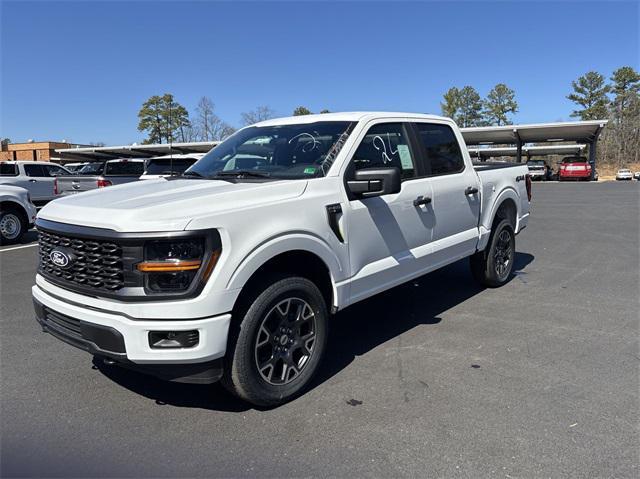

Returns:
0,185,37,244
140,154,205,180
616,168,633,181
32,112,532,406
633,171,640,181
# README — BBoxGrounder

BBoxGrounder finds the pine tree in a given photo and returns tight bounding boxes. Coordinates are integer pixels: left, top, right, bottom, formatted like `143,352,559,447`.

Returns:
566,72,610,120
483,83,518,126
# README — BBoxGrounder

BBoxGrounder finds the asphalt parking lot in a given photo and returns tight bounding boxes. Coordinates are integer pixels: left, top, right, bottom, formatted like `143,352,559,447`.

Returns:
1,182,638,478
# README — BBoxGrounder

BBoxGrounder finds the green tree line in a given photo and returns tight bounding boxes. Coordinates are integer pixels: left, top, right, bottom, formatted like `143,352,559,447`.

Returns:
137,99,331,144
566,66,639,167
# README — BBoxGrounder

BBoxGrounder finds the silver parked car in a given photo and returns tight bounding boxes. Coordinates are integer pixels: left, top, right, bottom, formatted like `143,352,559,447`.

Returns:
0,185,38,244
0,161,72,206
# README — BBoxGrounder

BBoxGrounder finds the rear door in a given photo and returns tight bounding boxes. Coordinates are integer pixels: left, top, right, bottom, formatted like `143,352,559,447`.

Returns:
412,121,481,265
22,164,52,201
343,121,435,303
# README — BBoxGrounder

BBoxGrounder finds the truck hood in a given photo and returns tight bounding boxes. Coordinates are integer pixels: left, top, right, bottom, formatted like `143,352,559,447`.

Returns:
39,178,308,232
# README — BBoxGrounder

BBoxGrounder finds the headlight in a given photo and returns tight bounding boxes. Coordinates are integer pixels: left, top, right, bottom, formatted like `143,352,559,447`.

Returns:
137,238,220,293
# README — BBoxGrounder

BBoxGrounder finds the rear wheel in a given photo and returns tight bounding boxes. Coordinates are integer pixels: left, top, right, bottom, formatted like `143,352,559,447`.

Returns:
470,219,515,287
0,206,26,245
222,276,329,406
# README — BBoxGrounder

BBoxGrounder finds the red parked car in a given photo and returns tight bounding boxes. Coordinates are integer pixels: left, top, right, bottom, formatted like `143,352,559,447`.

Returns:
558,156,592,181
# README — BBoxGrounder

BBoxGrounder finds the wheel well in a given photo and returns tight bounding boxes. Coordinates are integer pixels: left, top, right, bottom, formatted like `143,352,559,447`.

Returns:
233,250,333,315
0,201,27,224
493,198,517,229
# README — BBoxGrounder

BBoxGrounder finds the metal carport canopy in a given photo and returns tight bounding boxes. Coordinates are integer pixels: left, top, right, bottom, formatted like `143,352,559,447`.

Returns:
461,120,607,145
468,144,587,159
55,141,220,162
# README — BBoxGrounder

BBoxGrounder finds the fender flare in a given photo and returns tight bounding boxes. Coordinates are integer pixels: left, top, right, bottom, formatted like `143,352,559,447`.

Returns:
0,198,28,219
225,232,344,297
484,188,520,231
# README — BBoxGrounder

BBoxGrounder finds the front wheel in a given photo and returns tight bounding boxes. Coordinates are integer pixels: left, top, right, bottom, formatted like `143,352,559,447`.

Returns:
470,219,515,287
222,276,329,406
0,207,26,245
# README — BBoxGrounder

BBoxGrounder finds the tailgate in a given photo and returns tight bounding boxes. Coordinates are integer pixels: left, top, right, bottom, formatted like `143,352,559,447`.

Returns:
57,176,99,194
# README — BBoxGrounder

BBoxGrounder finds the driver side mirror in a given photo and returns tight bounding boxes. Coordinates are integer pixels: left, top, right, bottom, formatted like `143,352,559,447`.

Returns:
347,167,401,198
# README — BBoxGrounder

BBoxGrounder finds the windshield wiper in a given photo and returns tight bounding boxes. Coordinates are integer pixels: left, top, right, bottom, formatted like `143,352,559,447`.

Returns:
213,170,272,179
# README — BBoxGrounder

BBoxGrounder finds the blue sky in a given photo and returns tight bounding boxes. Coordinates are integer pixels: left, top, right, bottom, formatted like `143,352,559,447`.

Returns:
2,0,638,145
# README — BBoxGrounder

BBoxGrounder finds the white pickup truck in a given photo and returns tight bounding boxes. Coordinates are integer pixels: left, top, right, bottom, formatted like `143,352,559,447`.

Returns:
32,112,531,406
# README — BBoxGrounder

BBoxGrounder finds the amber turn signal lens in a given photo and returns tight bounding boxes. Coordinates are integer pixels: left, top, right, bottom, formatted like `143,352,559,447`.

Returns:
137,260,202,272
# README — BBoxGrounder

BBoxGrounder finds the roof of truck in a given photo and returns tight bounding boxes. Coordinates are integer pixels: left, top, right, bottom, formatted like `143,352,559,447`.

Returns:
255,112,450,126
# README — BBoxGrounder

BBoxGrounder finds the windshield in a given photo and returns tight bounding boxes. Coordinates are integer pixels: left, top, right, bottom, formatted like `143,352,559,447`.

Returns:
562,157,587,164
528,161,545,166
78,162,105,174
145,158,197,175
187,121,356,180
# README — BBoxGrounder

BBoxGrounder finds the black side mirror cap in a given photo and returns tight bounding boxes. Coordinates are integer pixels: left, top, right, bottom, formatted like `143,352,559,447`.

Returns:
347,167,401,198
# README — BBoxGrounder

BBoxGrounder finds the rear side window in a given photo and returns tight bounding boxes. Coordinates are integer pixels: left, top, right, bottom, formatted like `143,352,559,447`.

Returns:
145,158,196,175
45,165,69,176
24,164,47,177
348,123,416,180
0,163,18,176
105,161,145,176
414,123,465,176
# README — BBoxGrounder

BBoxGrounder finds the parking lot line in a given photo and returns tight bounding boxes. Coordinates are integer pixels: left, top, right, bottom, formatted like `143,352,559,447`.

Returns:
0,243,38,253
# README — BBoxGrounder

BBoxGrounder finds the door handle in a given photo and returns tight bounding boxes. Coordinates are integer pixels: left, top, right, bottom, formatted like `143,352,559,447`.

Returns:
413,195,432,207
29,179,37,183
465,186,478,195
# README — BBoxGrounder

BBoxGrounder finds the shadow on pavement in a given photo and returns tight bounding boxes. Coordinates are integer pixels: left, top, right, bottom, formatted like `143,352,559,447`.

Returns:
96,253,534,411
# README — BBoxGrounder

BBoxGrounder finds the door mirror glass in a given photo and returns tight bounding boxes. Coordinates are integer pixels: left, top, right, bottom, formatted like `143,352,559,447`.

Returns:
347,167,401,198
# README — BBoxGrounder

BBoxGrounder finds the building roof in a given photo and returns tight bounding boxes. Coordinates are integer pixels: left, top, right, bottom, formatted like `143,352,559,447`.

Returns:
468,144,587,159
461,120,607,145
55,141,220,161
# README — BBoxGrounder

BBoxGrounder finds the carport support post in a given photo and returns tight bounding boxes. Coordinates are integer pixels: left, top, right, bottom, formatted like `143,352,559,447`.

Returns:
514,129,523,163
588,140,596,181
588,124,604,181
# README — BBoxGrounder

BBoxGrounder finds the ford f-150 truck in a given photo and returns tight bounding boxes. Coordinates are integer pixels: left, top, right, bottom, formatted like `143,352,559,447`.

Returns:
55,159,145,196
0,161,72,206
32,112,531,406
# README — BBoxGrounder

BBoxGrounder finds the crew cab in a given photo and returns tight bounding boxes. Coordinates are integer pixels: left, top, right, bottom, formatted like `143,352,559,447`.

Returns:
55,159,145,196
0,161,72,206
32,112,531,406
558,156,592,181
0,185,37,244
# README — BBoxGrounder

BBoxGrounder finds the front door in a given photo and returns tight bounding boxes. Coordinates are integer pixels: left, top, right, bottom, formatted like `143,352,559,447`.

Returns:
342,121,435,304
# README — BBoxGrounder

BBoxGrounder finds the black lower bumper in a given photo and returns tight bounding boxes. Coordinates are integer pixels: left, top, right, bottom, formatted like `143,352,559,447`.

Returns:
33,298,223,384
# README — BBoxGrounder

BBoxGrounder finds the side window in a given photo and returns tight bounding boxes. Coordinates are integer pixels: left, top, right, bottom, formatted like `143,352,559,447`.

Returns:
414,123,465,176
105,161,145,176
0,163,18,176
45,165,67,177
23,164,46,177
348,123,416,180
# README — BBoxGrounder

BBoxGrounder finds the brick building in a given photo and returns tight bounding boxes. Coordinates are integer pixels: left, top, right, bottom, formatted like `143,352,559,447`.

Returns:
0,141,88,162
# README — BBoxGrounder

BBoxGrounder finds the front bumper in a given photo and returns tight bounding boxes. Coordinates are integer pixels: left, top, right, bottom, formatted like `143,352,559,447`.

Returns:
33,284,231,383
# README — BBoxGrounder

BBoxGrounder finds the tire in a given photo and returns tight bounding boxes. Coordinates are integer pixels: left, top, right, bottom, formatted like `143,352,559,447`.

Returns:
222,276,329,406
470,219,515,288
0,206,26,245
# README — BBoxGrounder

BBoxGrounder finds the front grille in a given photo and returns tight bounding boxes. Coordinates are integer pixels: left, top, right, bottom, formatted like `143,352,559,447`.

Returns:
38,229,124,291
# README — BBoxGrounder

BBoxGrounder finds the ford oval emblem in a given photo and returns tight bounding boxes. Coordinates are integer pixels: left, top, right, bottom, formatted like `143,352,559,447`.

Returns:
50,250,71,269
